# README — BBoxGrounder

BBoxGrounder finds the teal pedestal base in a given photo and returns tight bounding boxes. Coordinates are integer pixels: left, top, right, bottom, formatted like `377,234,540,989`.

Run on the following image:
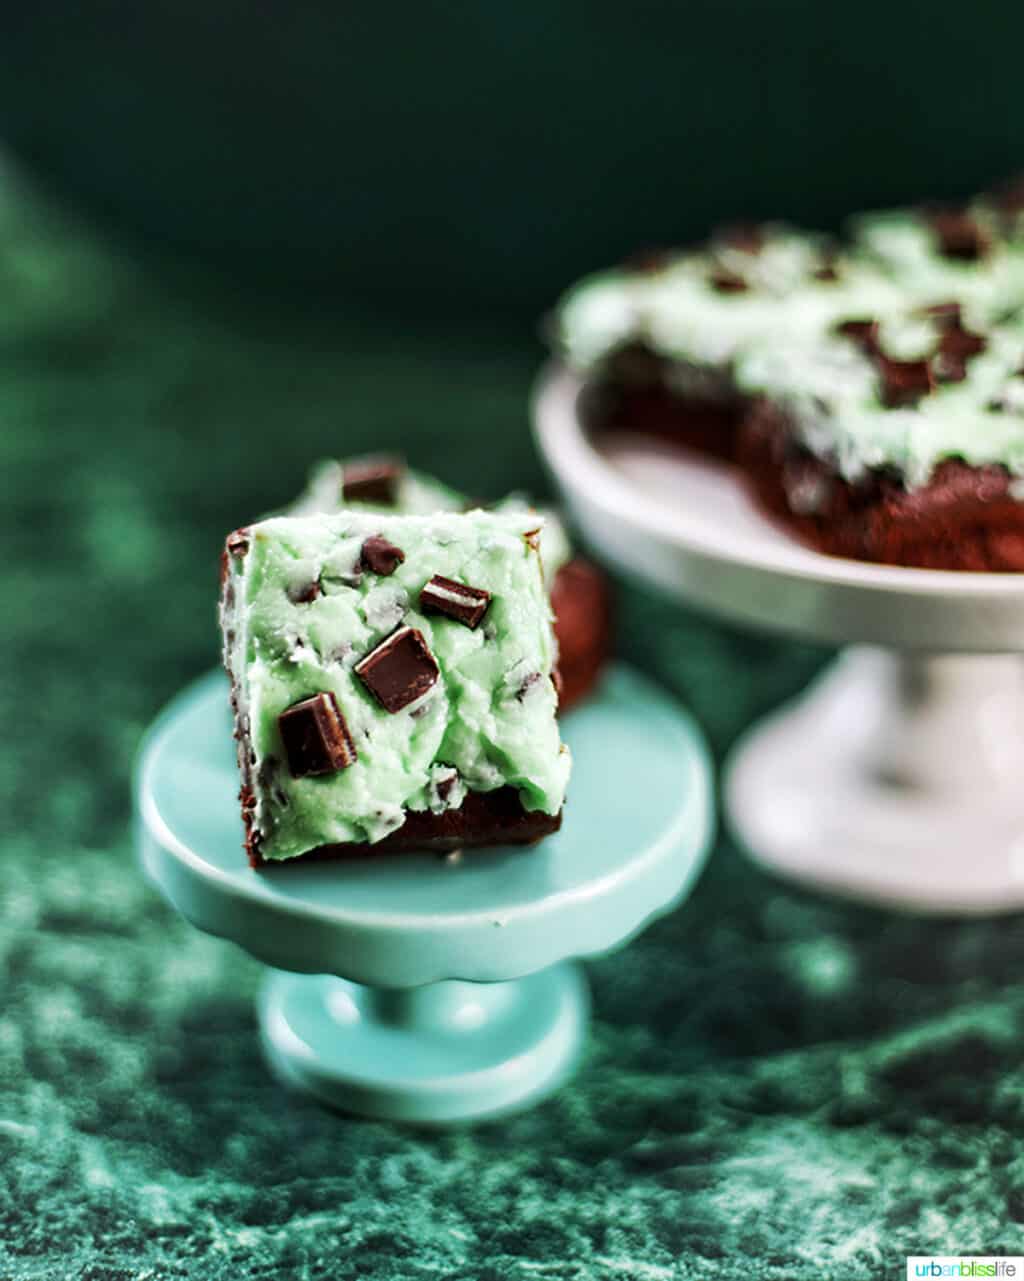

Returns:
260,963,589,1123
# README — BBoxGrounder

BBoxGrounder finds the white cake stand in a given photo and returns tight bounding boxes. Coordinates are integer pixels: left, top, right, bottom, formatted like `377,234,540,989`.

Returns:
534,367,1024,915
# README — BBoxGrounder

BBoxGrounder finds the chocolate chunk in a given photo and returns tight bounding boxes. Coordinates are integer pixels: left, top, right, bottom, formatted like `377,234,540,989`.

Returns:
355,626,439,712
928,208,989,261
708,268,749,294
812,261,840,283
933,321,987,384
939,323,986,362
877,356,935,408
226,528,251,558
342,458,404,505
836,318,880,355
278,692,358,778
360,536,405,576
524,528,542,552
922,300,963,328
288,579,321,603
436,770,459,803
419,575,492,629
715,222,765,253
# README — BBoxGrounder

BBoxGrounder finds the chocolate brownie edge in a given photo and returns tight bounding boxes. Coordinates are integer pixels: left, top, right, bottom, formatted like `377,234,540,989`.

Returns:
251,787,562,868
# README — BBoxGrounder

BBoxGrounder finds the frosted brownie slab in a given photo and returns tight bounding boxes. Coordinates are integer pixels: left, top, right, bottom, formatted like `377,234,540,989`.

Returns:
733,306,1024,568
220,509,570,865
554,224,903,460
550,187,1024,568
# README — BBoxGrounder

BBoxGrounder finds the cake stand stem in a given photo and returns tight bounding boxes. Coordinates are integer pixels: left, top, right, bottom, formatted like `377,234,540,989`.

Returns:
725,647,1024,913
259,963,590,1123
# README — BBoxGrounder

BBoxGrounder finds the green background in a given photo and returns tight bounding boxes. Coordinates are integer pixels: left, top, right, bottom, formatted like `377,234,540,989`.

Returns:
2,1,1024,320
3,158,1024,1279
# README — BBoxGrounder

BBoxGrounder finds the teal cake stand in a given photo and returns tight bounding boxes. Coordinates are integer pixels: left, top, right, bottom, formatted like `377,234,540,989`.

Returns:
134,664,714,1123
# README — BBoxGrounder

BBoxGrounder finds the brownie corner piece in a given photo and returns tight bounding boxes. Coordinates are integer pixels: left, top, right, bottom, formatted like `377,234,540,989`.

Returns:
219,508,570,866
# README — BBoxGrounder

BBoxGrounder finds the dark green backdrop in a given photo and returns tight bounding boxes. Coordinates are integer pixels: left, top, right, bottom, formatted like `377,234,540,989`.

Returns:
2,1,1023,321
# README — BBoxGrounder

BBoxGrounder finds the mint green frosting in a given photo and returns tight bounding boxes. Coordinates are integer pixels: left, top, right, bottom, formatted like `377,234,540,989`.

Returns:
289,457,573,584
557,215,1024,487
850,209,1024,321
556,228,905,372
222,510,570,861
736,316,1024,488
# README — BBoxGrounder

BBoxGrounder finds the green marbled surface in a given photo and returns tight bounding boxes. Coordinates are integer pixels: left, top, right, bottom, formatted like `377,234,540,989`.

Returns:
3,167,1024,1281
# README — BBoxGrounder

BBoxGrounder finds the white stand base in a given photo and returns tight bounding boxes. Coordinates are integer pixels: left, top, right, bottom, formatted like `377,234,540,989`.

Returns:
725,648,1024,914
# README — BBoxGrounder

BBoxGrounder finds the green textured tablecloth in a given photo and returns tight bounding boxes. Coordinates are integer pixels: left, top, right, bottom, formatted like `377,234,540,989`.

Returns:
3,169,1024,1281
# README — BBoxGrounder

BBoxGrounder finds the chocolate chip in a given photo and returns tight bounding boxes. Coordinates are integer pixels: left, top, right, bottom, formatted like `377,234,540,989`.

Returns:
708,268,749,294
812,262,840,283
360,536,405,576
419,575,492,629
524,528,542,552
836,318,880,355
516,671,541,701
837,318,873,337
342,458,404,505
928,208,990,261
288,579,321,603
226,528,251,558
877,356,935,408
436,770,459,803
278,692,358,778
940,323,986,362
355,626,439,712
933,321,987,384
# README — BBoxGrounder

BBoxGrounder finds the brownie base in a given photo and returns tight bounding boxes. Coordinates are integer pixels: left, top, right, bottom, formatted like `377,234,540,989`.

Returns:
551,556,612,711
579,353,1024,573
247,786,561,868
578,344,746,462
738,400,1024,571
